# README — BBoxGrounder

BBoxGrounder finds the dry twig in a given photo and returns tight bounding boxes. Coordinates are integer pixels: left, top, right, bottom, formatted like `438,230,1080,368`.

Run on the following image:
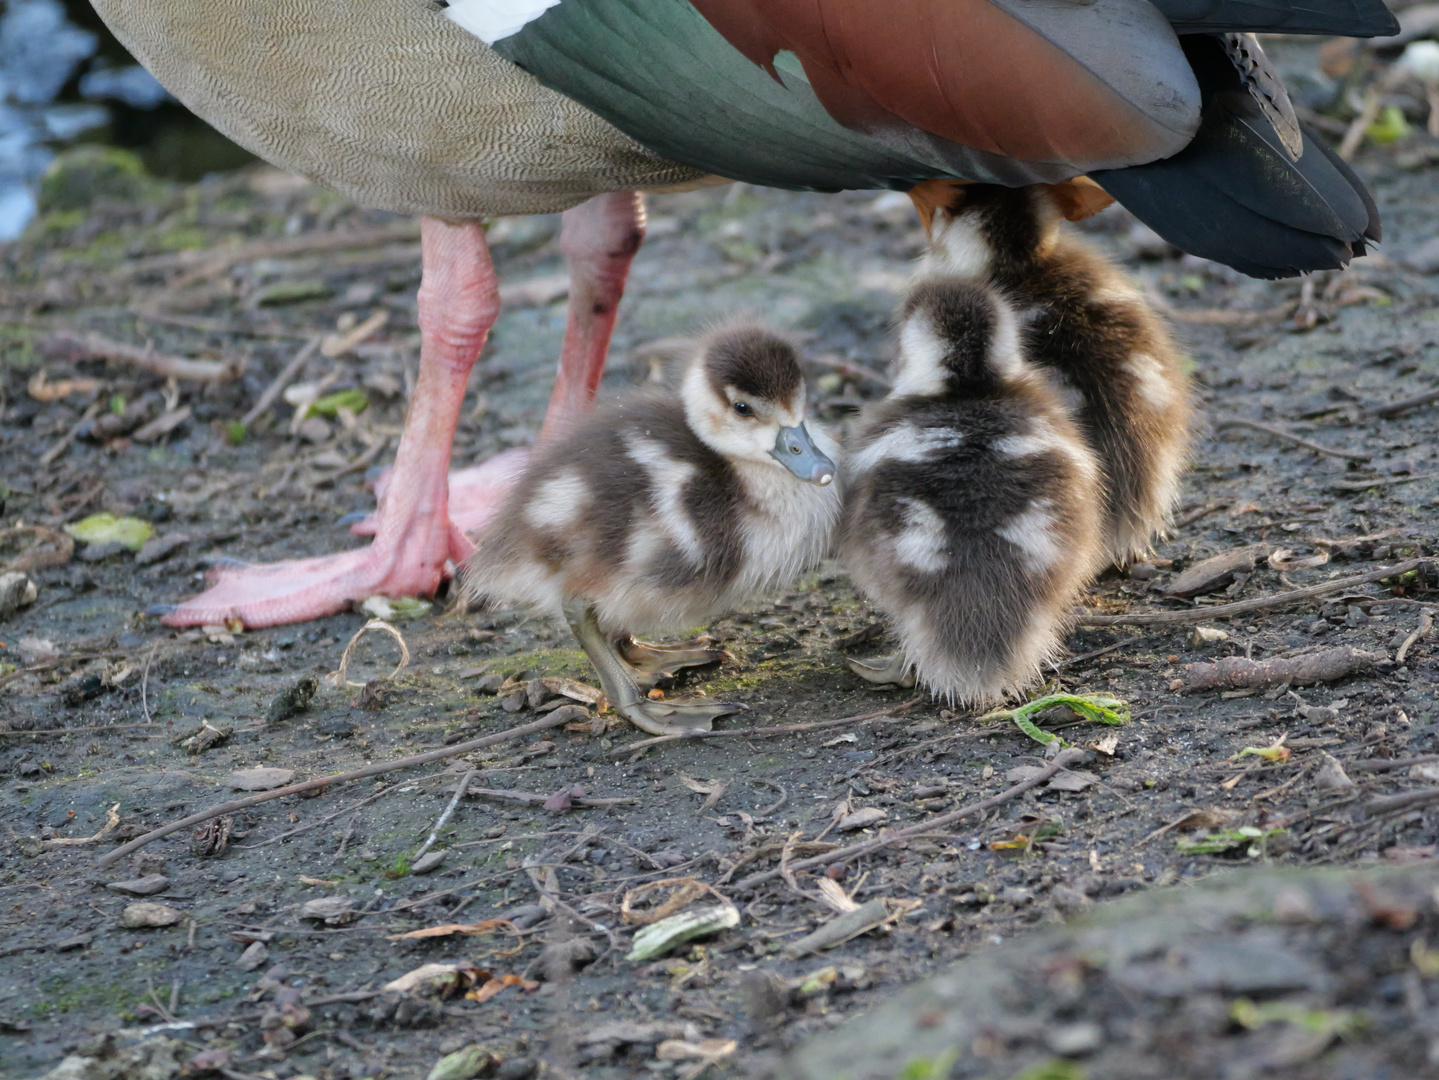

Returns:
733,755,1073,891
239,335,322,428
42,331,241,383
1215,419,1371,462
96,712,577,868
614,698,922,756
1078,559,1425,628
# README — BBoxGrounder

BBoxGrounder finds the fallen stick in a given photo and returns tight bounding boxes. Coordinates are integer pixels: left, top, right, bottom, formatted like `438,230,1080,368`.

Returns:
1368,386,1439,419
1347,754,1439,775
733,754,1073,891
614,698,923,756
96,712,574,868
1214,419,1371,463
42,331,241,383
461,786,638,808
1364,788,1439,818
39,400,101,466
1396,611,1433,665
243,783,405,849
1183,646,1384,693
1077,560,1426,628
414,769,476,863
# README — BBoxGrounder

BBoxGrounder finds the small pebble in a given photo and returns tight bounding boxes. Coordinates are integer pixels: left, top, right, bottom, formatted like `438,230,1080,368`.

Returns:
412,850,447,874
236,940,269,971
106,874,170,897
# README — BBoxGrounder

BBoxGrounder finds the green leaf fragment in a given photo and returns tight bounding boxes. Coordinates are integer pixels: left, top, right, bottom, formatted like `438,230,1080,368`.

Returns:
1367,105,1411,145
426,1044,494,1080
62,514,154,551
895,1048,959,1080
310,388,368,417
979,693,1131,747
360,595,432,622
627,903,739,961
1174,826,1286,855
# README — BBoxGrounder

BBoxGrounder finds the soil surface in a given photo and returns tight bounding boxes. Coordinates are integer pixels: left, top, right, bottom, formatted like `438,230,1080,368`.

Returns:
2,39,1439,1080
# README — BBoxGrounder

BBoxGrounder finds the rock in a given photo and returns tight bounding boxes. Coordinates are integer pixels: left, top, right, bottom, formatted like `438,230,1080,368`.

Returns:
0,572,37,620
38,146,149,212
79,540,131,563
134,532,190,566
236,940,269,971
266,676,318,724
105,874,170,896
426,1044,494,1080
1314,752,1357,793
1190,625,1229,647
301,897,355,924
229,767,295,791
412,850,447,875
837,807,887,832
52,931,93,952
1164,545,1266,598
121,902,186,928
1047,1021,1103,1057
1050,885,1093,918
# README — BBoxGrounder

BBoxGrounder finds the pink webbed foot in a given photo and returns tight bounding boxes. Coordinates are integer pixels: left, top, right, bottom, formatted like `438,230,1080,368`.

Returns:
350,448,528,538
158,528,473,629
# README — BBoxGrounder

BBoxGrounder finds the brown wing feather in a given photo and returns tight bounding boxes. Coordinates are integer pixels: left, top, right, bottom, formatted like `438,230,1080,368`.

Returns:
688,0,1196,170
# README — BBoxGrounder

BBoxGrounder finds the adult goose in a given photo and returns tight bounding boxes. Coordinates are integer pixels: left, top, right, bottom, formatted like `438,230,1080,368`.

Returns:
92,0,1396,628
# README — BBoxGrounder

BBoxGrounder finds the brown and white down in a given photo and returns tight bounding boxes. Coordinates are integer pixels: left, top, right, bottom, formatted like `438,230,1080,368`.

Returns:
920,183,1192,564
462,327,841,735
839,278,1104,706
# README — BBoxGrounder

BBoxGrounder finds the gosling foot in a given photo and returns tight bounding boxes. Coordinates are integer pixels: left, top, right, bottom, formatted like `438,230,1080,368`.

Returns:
845,652,917,688
616,696,746,736
618,636,732,687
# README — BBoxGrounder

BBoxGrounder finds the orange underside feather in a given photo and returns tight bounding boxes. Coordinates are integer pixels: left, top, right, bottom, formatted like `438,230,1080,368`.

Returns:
687,0,1190,170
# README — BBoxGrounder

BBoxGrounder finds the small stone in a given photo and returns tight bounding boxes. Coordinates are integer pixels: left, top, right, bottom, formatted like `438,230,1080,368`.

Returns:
52,932,93,952
412,850,447,875
500,690,526,712
1314,752,1357,792
1190,626,1229,647
79,540,130,563
301,897,355,924
229,767,295,791
236,940,269,971
1047,1021,1103,1057
837,807,888,832
266,676,318,724
134,533,190,566
121,902,186,928
1050,886,1092,918
0,572,37,620
426,1045,495,1080
297,415,332,443
106,874,170,897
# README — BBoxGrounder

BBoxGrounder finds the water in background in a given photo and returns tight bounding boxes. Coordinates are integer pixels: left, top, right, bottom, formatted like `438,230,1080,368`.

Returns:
0,0,252,240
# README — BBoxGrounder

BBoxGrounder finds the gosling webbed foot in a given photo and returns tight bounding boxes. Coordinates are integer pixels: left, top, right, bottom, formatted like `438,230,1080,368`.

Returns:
845,652,917,688
616,696,746,736
618,636,732,687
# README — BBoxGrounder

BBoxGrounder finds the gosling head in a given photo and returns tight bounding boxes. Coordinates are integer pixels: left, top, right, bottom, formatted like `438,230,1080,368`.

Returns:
682,326,835,486
893,280,1025,398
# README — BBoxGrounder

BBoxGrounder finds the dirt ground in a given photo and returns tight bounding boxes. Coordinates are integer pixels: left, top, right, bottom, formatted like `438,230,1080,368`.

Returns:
2,39,1439,1079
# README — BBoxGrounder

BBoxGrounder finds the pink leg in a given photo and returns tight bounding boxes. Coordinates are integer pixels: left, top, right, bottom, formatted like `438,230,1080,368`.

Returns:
162,219,499,628
356,191,646,531
163,194,647,628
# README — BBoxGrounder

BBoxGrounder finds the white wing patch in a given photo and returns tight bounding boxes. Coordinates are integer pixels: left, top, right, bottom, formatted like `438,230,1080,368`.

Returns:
625,434,704,568
919,214,992,280
1124,352,1178,410
892,497,949,573
993,417,1097,481
850,422,963,476
445,0,561,45
893,314,951,398
996,498,1062,574
524,471,589,530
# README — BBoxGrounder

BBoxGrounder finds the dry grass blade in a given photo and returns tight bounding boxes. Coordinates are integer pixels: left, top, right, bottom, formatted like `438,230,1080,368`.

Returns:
327,618,410,687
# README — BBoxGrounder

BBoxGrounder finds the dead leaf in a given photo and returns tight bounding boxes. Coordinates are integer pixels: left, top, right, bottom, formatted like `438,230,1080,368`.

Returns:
622,877,712,925
837,807,888,831
298,875,336,886
1268,548,1330,573
41,803,119,848
677,772,729,812
1164,544,1267,598
28,370,104,401
541,676,605,706
382,961,487,997
465,973,539,1003
387,919,521,953
1090,733,1119,756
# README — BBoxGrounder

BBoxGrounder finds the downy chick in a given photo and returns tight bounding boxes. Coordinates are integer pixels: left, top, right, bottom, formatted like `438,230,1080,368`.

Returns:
840,278,1103,705
920,182,1191,563
462,327,841,734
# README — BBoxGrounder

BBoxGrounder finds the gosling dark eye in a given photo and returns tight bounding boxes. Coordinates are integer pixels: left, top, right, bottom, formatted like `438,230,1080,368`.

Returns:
732,401,753,417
